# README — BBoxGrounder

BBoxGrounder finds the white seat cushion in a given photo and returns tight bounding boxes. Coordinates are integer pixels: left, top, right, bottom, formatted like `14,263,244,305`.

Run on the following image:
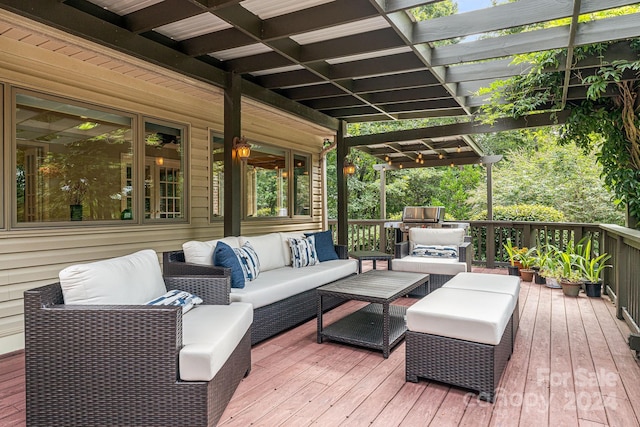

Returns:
182,236,240,266
443,272,520,302
179,302,253,381
392,256,467,276
59,249,166,305
230,259,358,309
240,233,286,272
406,287,513,345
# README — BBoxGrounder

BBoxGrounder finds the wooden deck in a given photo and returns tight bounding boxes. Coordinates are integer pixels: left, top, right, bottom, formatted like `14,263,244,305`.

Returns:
3,264,640,426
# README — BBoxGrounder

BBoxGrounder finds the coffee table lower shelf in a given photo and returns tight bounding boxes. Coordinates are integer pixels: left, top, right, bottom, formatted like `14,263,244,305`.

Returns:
319,304,408,357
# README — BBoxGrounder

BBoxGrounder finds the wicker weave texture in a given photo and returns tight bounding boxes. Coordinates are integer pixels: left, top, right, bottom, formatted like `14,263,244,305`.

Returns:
25,280,250,427
406,316,514,402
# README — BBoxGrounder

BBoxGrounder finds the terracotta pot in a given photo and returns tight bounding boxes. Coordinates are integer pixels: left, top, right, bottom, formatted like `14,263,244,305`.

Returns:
520,269,535,282
560,280,582,297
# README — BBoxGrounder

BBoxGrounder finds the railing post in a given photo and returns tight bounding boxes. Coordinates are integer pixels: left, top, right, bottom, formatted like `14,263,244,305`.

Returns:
487,222,496,268
616,234,625,320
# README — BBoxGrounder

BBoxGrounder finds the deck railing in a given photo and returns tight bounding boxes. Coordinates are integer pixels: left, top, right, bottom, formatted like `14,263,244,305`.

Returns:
328,219,640,352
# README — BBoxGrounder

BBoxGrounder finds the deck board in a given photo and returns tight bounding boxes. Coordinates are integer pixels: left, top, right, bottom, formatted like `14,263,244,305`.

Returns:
3,264,640,427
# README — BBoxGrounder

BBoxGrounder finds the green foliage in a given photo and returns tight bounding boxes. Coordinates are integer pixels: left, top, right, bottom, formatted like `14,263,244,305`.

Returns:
474,204,565,222
470,128,625,224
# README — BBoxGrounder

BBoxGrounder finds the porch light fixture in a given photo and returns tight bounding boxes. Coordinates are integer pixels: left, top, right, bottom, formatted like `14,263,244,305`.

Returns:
343,158,356,176
233,136,251,161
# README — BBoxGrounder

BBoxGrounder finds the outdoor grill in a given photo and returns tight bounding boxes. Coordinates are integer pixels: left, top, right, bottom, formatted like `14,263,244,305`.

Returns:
401,206,445,226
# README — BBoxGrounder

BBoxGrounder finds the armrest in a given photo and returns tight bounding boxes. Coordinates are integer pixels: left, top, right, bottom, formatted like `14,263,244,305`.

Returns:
334,244,348,260
164,275,230,305
163,250,229,277
395,241,409,258
24,283,182,380
458,241,473,271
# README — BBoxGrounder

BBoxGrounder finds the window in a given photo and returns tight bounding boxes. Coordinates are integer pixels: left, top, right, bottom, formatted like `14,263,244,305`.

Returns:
15,92,133,223
143,121,185,220
293,153,311,216
245,144,288,217
211,133,224,218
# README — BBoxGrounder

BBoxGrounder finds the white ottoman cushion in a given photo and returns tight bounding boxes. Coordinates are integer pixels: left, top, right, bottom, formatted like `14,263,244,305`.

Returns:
391,256,467,276
406,288,513,345
59,249,166,305
179,302,253,381
443,272,520,312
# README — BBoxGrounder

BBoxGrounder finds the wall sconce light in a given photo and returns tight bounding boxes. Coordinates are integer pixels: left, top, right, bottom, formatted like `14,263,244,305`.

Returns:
155,157,164,166
343,158,356,176
399,164,403,169
233,136,251,161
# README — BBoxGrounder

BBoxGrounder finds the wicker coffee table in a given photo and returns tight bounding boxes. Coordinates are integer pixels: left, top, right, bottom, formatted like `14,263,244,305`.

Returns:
317,270,429,358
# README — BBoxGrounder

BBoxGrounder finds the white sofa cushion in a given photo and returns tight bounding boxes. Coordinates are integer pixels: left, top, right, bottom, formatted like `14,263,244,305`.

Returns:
179,302,253,381
391,256,467,276
406,287,513,345
183,236,240,266
240,233,285,272
409,228,466,251
59,249,166,305
230,259,358,309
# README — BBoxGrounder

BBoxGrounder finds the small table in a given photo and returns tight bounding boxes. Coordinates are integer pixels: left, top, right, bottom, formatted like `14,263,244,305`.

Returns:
349,250,393,273
317,270,429,358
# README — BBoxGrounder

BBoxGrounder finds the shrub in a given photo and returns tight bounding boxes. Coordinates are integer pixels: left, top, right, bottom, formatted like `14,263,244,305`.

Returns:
472,204,565,222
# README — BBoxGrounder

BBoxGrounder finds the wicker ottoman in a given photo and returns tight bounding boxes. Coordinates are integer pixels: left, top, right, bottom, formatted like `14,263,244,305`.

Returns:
442,272,520,346
405,287,515,402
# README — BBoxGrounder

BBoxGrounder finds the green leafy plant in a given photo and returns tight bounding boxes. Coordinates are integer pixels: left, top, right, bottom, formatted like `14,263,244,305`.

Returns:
517,247,537,269
578,253,612,283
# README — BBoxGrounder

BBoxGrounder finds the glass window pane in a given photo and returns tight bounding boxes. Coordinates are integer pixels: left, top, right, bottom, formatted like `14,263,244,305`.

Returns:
294,154,311,216
245,144,288,217
211,134,224,218
15,92,133,223
144,121,185,220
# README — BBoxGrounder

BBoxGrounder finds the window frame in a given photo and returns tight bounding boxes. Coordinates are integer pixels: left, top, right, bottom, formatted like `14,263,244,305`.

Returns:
11,88,137,228
209,130,224,221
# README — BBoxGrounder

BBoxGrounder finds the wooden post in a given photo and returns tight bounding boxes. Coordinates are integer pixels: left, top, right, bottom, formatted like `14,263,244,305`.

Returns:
224,72,242,237
336,121,348,247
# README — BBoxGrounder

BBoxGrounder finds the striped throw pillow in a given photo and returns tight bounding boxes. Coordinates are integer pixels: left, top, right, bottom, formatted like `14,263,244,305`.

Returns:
288,236,319,268
234,242,260,282
146,289,203,314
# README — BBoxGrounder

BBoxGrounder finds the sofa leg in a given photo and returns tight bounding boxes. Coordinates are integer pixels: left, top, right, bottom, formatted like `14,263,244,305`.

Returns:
478,390,495,403
406,372,418,383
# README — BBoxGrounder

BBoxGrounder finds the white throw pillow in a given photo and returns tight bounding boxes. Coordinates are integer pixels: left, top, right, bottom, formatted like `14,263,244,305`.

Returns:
59,249,166,305
279,232,306,265
182,236,240,265
288,236,319,268
146,289,203,314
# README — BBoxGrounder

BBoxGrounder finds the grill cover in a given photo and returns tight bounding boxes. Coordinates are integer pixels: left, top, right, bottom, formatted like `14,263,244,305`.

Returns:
402,206,445,223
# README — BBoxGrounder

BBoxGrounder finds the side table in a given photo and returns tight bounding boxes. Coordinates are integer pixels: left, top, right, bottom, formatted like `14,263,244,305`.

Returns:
349,250,393,274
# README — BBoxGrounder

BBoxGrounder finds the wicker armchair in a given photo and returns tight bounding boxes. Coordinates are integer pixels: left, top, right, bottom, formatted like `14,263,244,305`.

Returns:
24,275,251,427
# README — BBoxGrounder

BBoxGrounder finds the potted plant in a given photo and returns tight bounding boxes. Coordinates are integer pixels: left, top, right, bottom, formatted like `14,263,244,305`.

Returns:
504,238,522,276
556,247,585,297
577,240,612,298
516,247,537,282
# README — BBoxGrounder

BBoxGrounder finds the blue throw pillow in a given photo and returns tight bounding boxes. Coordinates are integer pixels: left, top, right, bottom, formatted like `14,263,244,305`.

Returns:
213,241,245,289
304,230,339,262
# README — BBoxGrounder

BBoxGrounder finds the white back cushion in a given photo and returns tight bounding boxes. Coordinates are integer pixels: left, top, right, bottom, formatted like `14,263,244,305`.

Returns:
59,249,166,305
182,236,240,265
240,233,285,272
409,228,466,251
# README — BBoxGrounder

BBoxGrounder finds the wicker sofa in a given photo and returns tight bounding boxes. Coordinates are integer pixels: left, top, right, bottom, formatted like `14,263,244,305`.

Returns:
24,250,252,427
163,231,359,345
392,227,472,296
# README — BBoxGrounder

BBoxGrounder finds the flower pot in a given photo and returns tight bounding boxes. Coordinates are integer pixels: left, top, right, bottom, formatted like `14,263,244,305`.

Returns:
508,265,520,276
546,277,561,289
534,272,546,285
520,269,535,282
560,280,582,297
584,281,602,298
70,204,83,221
